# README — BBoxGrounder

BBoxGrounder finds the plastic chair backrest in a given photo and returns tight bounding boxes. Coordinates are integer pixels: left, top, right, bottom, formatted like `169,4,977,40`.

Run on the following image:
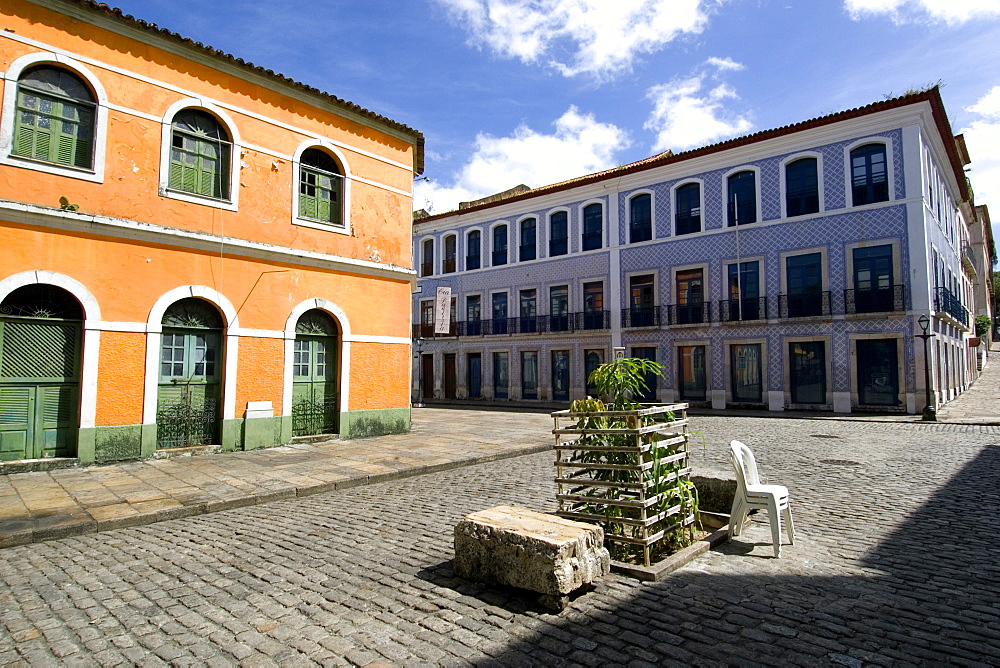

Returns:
730,440,761,490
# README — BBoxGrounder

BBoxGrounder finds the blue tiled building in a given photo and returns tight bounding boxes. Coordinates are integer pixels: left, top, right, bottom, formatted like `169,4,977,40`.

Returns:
411,88,992,415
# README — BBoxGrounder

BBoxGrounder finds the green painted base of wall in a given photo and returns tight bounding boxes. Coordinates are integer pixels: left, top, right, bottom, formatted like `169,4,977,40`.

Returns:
87,425,142,464
77,427,96,464
74,409,407,466
141,424,157,458
339,407,411,438
243,416,283,450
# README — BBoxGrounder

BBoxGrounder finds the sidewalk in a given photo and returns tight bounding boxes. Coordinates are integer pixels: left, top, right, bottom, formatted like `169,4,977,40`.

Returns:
0,408,554,549
2,349,998,551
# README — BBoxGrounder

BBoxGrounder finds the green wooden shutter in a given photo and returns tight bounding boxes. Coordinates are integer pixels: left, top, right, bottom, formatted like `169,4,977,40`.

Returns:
0,386,31,460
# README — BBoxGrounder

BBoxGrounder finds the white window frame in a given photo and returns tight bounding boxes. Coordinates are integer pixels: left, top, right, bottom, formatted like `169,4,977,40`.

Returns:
291,139,352,235
417,235,435,277
516,214,539,263
547,207,571,257
488,221,510,267
0,52,109,183
844,137,895,208
626,189,656,244
463,227,484,272
579,199,605,252
671,179,705,236
158,98,241,211
722,166,762,227
779,151,825,219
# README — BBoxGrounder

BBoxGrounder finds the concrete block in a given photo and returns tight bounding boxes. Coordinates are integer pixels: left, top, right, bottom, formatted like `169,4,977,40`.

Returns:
454,505,610,607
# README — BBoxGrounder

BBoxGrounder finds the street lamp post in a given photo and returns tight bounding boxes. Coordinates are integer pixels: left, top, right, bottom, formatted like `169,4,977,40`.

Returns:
916,314,936,421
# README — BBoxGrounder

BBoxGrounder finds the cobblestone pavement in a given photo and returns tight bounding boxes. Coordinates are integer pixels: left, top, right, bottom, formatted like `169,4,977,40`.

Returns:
3,416,1000,666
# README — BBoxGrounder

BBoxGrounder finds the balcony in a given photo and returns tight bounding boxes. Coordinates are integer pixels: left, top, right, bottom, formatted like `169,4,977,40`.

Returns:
546,313,574,333
668,301,711,326
484,317,515,336
575,310,609,331
458,320,482,337
412,322,456,339
962,244,978,277
935,286,969,327
419,262,433,277
844,285,905,315
442,258,456,274
779,292,832,318
719,297,768,323
622,307,661,328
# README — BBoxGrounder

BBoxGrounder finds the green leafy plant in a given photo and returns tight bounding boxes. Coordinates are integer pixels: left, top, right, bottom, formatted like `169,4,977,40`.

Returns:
561,358,699,564
58,196,79,211
975,314,991,338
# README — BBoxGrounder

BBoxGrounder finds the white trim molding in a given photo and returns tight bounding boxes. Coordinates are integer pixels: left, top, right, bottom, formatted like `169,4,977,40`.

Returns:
0,52,110,183
0,270,101,429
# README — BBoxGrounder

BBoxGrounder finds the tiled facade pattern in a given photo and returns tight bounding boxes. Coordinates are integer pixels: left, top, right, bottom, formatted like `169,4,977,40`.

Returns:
413,96,979,414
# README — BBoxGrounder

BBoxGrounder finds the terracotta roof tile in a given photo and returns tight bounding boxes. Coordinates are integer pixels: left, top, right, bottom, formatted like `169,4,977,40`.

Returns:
53,0,424,173
417,87,963,224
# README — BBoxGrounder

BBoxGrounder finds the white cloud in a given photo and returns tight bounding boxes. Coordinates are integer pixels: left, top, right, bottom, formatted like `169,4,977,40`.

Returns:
643,59,753,153
962,85,1000,210
433,0,713,78
413,107,629,213
844,0,1000,24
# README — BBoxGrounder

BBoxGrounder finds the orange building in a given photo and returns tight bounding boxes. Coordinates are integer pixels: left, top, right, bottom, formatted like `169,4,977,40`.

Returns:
0,0,422,465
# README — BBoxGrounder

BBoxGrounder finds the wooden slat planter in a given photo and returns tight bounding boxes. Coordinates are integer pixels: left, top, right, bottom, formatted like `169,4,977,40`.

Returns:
552,403,695,567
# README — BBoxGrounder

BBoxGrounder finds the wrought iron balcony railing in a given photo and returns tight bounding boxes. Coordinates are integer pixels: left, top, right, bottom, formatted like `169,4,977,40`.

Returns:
844,285,905,315
719,297,768,322
575,310,610,331
779,291,832,318
621,306,662,328
412,322,457,339
668,301,711,326
934,286,969,327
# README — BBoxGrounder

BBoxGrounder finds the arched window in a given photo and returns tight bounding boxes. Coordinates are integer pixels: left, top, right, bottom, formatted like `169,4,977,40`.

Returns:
492,224,508,266
466,230,481,270
785,158,819,217
549,211,568,256
851,143,889,206
519,218,536,262
169,109,232,200
13,66,96,169
421,238,434,276
629,194,652,243
443,234,457,273
675,183,701,235
582,203,602,251
299,148,343,226
727,171,757,226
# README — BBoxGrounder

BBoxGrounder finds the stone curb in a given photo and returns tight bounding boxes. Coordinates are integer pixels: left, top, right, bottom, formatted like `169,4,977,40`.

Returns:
610,526,731,582
0,443,554,550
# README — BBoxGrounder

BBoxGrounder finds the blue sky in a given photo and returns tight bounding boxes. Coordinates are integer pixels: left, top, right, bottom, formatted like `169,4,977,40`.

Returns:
107,0,1000,228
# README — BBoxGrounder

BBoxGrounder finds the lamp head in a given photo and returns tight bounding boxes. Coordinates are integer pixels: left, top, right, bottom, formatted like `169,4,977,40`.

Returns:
918,314,930,334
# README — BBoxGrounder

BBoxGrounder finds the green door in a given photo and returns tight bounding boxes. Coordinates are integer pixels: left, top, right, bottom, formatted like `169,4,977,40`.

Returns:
0,285,82,461
292,310,339,437
156,299,222,448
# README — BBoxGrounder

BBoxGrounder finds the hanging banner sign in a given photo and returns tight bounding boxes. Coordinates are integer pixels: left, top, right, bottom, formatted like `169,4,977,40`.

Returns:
434,287,452,334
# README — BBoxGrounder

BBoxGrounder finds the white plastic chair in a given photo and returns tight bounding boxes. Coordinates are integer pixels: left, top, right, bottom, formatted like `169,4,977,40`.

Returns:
729,440,794,558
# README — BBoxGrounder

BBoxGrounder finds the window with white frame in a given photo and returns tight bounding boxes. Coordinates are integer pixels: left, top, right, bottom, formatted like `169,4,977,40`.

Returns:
298,148,343,227
168,109,232,200
13,66,96,170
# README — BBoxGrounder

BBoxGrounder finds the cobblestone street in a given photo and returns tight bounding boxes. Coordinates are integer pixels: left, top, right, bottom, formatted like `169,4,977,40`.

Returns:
3,414,1000,666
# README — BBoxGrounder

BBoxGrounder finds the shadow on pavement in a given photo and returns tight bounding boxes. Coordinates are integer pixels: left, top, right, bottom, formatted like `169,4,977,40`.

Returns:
481,446,1000,665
